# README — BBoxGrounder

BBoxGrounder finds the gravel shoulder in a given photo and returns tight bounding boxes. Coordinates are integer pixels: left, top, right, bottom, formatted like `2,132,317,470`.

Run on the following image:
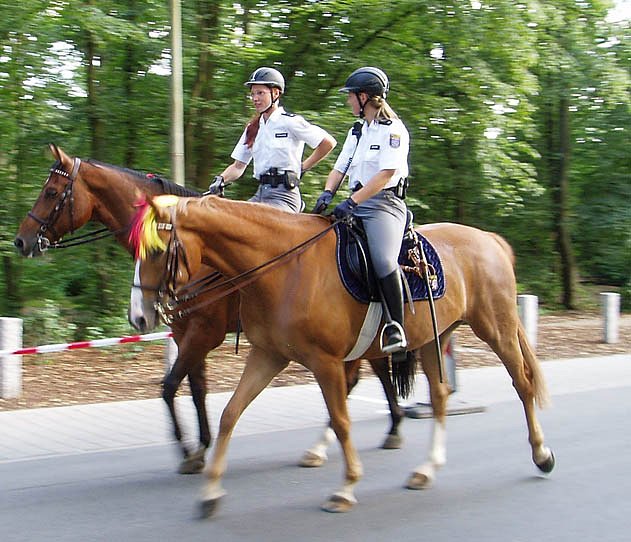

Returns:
1,311,629,411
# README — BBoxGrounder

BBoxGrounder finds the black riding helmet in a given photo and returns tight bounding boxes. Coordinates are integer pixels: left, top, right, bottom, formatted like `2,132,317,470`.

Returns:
339,66,389,99
244,67,285,93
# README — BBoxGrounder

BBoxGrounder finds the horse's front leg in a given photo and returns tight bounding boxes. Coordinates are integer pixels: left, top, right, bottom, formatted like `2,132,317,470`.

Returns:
199,346,288,518
162,356,196,468
406,340,450,490
312,358,363,513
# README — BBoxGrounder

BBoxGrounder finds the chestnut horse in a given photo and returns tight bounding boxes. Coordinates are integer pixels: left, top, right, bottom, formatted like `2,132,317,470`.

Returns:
13,144,404,473
130,195,555,516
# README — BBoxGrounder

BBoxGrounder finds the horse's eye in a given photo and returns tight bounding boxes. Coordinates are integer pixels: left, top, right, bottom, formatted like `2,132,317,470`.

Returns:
45,187,58,198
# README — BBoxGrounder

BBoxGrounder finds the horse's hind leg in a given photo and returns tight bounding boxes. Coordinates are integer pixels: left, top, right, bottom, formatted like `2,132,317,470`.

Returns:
299,356,403,468
299,359,362,468
370,356,404,449
472,315,555,473
406,340,451,490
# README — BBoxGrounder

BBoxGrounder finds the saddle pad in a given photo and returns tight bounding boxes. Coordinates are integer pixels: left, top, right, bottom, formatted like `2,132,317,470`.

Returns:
335,223,446,304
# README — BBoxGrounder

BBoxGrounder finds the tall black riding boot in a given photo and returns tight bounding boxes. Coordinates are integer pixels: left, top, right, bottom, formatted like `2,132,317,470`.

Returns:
379,269,407,354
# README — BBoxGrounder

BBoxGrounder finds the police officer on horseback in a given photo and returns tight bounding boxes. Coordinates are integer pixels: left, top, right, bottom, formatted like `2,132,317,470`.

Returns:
313,67,410,355
208,67,336,213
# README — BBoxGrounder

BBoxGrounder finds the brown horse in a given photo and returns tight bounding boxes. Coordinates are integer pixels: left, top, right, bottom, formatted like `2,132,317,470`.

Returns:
13,144,404,473
130,195,555,516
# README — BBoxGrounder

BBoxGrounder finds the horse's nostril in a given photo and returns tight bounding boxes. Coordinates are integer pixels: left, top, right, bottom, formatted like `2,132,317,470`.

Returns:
14,237,23,249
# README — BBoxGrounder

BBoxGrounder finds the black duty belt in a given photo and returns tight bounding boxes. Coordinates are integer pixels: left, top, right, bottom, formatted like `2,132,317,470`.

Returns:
352,179,407,199
259,169,299,189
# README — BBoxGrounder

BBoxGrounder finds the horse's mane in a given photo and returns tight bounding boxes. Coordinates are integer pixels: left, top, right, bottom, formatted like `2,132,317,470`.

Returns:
86,159,202,198
128,197,176,260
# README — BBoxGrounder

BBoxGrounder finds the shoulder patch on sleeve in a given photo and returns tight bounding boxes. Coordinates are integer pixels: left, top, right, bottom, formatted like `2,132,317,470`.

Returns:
389,134,401,148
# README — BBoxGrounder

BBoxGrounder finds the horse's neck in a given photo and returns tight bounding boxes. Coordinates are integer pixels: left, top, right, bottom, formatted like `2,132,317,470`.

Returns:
185,199,315,278
83,164,162,249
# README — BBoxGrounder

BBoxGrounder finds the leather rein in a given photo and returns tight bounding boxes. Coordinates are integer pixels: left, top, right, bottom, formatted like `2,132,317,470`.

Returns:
143,211,338,325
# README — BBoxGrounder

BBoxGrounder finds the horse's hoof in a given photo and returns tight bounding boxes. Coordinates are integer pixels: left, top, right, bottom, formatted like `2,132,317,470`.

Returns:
178,448,206,474
299,450,326,468
179,457,205,475
406,471,433,490
536,450,555,474
321,494,355,513
381,434,402,450
198,497,221,519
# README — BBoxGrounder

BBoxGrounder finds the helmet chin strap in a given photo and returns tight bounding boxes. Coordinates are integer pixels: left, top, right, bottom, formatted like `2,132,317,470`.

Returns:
261,88,281,115
355,92,368,118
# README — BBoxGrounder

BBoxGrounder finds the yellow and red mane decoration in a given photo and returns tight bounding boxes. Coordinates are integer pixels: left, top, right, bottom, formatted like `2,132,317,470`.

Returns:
128,195,179,260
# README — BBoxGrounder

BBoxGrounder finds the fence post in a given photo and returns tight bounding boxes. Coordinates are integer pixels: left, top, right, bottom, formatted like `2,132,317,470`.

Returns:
601,292,620,344
517,294,538,351
0,317,23,399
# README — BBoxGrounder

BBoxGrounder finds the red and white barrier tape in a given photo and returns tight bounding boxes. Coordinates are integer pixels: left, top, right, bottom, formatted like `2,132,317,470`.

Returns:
0,331,173,357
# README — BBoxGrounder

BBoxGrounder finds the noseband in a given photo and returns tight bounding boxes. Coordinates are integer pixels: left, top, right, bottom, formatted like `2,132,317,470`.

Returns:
28,157,81,252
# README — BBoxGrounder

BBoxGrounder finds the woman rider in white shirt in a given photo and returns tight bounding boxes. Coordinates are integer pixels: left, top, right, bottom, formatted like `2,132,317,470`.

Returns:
313,67,410,356
208,67,336,213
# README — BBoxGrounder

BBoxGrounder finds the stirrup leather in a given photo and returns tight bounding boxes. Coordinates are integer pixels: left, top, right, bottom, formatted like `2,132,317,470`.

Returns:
380,321,407,353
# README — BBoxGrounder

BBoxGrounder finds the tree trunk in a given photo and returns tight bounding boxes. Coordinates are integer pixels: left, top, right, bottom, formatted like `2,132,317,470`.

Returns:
86,30,106,160
548,95,577,308
184,0,220,190
84,9,109,307
555,96,576,308
2,255,22,315
123,0,138,167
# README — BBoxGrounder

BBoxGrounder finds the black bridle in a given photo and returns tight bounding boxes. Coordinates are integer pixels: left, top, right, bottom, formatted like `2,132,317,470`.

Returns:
27,158,81,252
28,157,124,252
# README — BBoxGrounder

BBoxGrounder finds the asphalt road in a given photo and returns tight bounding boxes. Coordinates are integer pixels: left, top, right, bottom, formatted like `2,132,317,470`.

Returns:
2,383,630,542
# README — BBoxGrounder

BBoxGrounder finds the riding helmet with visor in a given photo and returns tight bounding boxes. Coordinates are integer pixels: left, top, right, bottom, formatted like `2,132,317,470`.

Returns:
244,67,285,93
340,67,389,99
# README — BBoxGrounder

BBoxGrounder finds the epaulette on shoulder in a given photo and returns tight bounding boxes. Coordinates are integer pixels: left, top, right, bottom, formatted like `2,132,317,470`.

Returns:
282,112,297,117
378,118,393,125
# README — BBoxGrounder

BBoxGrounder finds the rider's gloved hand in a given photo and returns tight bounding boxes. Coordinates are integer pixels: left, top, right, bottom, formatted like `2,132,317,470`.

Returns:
311,190,334,214
206,175,225,196
332,197,358,221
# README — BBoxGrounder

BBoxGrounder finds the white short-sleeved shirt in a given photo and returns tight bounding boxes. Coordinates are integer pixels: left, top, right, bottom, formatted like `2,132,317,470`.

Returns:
333,118,409,190
231,106,328,179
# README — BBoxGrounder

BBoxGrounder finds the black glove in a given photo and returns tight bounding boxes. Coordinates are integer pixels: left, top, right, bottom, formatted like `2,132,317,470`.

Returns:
332,197,358,221
206,175,225,196
311,190,334,214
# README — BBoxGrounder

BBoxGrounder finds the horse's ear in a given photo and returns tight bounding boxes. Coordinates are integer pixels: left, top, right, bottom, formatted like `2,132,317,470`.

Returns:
49,143,73,171
48,143,60,161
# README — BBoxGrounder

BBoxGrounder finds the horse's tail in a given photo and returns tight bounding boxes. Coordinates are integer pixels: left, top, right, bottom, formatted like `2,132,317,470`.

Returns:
518,322,550,409
391,351,418,399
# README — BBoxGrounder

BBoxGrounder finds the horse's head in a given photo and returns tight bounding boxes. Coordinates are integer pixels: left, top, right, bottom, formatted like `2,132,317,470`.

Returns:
14,143,93,257
128,194,198,333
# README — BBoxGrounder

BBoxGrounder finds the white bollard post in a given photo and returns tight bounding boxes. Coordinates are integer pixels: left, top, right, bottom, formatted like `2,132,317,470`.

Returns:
600,292,620,344
164,331,178,375
517,294,538,351
0,317,23,399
